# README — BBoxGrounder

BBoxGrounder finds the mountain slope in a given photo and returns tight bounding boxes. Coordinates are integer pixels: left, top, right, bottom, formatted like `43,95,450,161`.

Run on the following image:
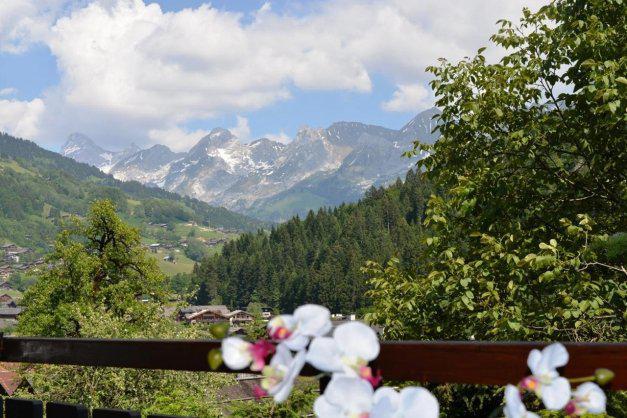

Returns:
61,133,140,173
0,132,267,252
192,169,432,313
64,108,440,222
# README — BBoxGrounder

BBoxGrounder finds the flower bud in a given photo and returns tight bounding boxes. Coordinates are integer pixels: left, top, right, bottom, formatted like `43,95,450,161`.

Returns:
594,368,615,386
208,348,223,370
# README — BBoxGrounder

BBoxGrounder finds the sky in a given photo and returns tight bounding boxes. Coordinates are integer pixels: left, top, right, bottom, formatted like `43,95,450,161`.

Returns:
0,0,546,152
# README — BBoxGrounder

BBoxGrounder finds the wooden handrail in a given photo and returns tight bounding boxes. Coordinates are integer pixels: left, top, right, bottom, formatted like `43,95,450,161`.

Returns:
1,337,625,389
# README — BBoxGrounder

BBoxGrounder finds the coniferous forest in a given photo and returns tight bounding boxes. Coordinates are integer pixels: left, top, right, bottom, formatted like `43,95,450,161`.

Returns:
192,170,432,313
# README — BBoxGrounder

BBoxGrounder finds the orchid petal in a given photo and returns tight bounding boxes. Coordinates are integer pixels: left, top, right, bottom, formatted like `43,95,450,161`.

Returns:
527,349,543,376
540,343,569,371
221,337,252,370
574,382,606,414
504,384,539,418
283,334,310,351
267,315,296,339
334,322,380,362
314,395,343,418
272,349,306,403
540,376,571,410
294,304,332,336
325,376,373,414
306,337,344,372
398,387,439,418
371,387,400,418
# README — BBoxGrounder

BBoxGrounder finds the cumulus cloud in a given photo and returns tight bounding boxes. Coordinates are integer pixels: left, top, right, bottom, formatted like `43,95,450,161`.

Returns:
264,131,292,144
0,88,18,97
0,0,81,53
0,98,45,138
1,0,548,148
382,83,432,112
229,116,251,142
148,127,209,152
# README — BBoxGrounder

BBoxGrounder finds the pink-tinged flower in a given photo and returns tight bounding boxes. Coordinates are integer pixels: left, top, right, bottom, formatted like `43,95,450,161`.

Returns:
525,343,571,410
267,304,332,351
221,337,274,371
249,339,276,371
567,382,606,415
504,384,539,418
253,385,268,399
260,344,306,403
306,322,379,382
359,366,383,388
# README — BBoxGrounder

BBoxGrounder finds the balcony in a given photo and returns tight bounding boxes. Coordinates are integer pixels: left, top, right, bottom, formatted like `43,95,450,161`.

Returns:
0,336,624,417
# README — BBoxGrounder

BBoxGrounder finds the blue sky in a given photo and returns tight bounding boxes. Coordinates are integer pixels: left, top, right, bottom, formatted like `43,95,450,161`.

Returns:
0,0,544,151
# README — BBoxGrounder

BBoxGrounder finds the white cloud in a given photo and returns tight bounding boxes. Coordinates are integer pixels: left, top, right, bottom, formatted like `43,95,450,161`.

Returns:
264,131,291,144
2,0,548,148
0,88,18,97
148,127,209,152
229,116,251,142
0,98,45,138
0,0,80,53
382,83,431,112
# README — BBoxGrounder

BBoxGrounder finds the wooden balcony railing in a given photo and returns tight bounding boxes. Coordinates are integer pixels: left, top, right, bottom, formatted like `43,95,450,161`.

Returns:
0,336,624,417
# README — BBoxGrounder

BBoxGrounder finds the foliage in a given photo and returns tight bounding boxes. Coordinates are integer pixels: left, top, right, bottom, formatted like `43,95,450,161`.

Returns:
227,386,318,418
14,201,236,415
17,200,166,337
0,132,266,253
366,0,626,415
367,0,626,343
185,238,208,262
193,170,431,312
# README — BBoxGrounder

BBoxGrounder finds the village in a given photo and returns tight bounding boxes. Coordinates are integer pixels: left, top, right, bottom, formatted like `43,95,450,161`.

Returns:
0,243,45,282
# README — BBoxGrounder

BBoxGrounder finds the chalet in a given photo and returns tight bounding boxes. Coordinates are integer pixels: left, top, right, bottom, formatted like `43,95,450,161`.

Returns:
149,243,160,253
0,266,11,281
177,305,229,321
225,310,254,325
0,307,22,320
0,294,16,308
0,363,29,396
163,255,176,263
0,244,18,252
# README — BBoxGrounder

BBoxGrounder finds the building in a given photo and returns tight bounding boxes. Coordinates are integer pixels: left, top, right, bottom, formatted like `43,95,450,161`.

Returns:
177,305,229,322
225,310,254,325
0,363,29,396
149,244,160,253
0,307,23,320
0,294,16,308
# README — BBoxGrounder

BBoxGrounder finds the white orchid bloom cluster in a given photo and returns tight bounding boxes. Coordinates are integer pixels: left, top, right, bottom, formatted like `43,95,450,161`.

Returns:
504,343,607,417
220,307,609,417
220,304,439,417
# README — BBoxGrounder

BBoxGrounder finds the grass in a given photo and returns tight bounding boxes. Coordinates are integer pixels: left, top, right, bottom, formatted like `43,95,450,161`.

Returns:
0,159,33,175
148,248,197,276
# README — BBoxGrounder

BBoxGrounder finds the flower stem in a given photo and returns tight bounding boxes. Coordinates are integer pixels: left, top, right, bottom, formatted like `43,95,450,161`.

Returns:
568,375,595,383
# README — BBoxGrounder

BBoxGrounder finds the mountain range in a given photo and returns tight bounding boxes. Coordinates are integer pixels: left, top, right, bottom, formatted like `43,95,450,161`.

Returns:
61,108,439,222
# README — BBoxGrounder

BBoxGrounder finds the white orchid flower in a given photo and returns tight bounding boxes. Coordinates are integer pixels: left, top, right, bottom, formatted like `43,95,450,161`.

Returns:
314,376,374,417
523,343,571,410
564,382,606,415
371,386,439,418
259,343,306,403
504,384,539,418
221,337,275,371
267,304,332,351
315,377,439,418
306,321,380,381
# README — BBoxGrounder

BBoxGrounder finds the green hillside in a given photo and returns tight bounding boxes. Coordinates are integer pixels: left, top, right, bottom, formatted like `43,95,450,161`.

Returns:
192,170,432,313
0,132,265,255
